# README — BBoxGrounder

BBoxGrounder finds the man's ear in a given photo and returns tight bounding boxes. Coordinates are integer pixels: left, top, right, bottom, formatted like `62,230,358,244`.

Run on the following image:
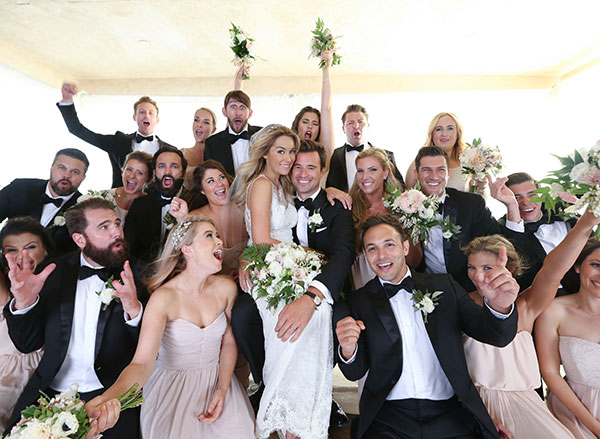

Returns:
72,232,86,251
222,107,227,118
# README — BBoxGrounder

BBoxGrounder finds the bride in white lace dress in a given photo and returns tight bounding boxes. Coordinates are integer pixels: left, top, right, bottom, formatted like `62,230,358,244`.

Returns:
231,125,332,439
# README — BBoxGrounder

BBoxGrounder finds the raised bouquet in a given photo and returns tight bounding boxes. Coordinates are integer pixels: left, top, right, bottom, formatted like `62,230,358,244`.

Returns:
229,23,256,79
77,190,117,209
4,383,143,439
531,141,600,236
383,184,461,244
242,243,323,312
309,18,342,69
460,138,503,192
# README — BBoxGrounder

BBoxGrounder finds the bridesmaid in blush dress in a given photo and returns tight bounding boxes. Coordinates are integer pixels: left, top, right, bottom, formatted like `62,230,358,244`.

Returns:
86,215,254,438
461,209,600,438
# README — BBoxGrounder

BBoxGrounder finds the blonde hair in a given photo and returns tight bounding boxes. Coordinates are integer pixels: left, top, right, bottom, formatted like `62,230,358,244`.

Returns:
424,112,466,162
462,234,526,278
230,125,300,207
145,215,216,293
349,148,401,227
194,107,217,128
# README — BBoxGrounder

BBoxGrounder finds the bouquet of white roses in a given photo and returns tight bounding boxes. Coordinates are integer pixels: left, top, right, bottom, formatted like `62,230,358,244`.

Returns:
309,17,342,69
77,190,117,210
242,243,323,313
383,184,461,244
460,138,503,192
5,383,143,439
229,23,256,79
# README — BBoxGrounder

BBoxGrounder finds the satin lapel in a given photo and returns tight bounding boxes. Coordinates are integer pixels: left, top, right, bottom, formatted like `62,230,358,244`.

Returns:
413,274,440,353
31,182,47,221
51,191,81,224
59,254,80,361
307,190,328,249
292,225,299,245
94,297,116,360
442,192,458,259
369,284,401,345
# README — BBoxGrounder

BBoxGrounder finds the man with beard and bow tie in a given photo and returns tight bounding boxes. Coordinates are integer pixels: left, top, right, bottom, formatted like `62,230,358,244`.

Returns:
336,214,518,439
3,198,148,439
124,146,187,263
502,172,578,294
326,104,404,192
204,90,262,177
0,148,88,256
57,83,175,188
232,140,355,426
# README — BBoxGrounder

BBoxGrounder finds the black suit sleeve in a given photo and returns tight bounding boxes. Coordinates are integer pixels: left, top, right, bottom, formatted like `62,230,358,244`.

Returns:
336,292,370,382
204,134,218,162
124,200,143,259
385,150,405,188
0,180,17,222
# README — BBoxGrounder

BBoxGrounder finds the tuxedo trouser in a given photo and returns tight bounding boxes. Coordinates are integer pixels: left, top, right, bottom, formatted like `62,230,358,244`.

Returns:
362,396,482,439
231,290,265,384
47,387,141,439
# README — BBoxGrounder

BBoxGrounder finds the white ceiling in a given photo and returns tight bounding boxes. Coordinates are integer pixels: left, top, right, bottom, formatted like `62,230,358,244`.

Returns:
1,0,599,94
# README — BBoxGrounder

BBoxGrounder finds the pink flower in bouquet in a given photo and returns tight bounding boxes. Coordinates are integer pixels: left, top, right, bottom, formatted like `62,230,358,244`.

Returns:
558,191,578,204
394,189,426,214
571,162,600,186
463,148,486,173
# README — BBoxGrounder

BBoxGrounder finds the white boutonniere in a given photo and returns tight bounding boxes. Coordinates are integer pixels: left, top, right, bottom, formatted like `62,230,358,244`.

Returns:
307,209,325,232
52,214,66,227
440,217,461,240
96,275,120,311
163,211,177,230
410,289,443,323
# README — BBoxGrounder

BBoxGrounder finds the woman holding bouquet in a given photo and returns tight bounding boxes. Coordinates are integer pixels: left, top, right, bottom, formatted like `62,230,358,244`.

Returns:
0,217,53,431
231,125,332,439
86,216,254,438
461,210,600,438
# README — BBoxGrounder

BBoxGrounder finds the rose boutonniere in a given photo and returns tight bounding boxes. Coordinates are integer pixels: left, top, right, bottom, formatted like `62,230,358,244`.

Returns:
51,214,66,228
308,209,325,232
96,275,120,311
411,289,443,323
163,211,177,230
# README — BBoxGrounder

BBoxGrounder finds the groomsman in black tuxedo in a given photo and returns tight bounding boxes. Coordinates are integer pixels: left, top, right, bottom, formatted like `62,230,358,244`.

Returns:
413,146,525,290
124,146,187,263
57,83,175,188
503,172,578,293
326,104,404,191
3,198,147,438
336,214,518,439
204,90,262,177
232,140,355,425
0,148,88,256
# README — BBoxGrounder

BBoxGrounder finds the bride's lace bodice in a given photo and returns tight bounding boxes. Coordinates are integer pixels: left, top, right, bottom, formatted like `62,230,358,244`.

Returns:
245,175,297,245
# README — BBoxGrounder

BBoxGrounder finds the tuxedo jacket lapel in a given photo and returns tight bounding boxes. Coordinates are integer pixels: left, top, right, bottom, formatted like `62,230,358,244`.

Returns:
95,299,115,359
58,254,80,362
306,190,328,249
442,192,458,262
369,284,401,346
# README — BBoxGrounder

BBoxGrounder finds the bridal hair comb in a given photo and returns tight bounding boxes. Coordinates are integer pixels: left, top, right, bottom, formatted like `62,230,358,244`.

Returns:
171,220,193,250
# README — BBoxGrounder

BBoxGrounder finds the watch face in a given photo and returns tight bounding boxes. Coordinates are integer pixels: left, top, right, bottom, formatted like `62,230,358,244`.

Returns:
314,296,322,306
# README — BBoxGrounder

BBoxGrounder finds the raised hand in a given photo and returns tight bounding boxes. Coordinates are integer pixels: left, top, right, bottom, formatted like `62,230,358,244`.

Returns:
320,49,333,68
169,196,189,222
61,83,79,103
7,251,55,310
198,388,225,424
488,175,520,222
476,246,519,314
85,397,121,439
335,316,365,361
275,293,316,342
112,261,141,319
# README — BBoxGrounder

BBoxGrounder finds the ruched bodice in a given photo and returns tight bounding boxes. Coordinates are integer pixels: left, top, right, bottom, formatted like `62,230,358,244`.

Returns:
559,336,600,388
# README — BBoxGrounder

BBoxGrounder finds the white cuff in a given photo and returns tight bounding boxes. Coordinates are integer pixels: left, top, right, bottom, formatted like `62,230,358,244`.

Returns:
484,297,514,320
58,101,74,106
9,297,39,314
124,302,143,327
310,280,334,305
338,344,358,364
505,219,524,233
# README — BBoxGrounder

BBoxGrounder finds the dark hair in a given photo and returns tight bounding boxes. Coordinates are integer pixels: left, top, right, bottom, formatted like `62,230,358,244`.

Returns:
0,217,54,257
298,140,327,170
152,146,188,174
359,213,408,250
133,96,158,114
65,198,115,236
188,160,234,208
342,104,369,124
291,107,321,139
53,148,89,173
124,151,153,181
224,90,251,109
506,172,536,188
575,239,600,268
414,145,449,171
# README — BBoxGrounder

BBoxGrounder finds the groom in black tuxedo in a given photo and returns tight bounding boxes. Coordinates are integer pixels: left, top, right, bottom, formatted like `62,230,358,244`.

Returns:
3,198,148,438
232,140,355,423
204,90,262,177
57,83,175,188
0,148,88,256
336,214,518,439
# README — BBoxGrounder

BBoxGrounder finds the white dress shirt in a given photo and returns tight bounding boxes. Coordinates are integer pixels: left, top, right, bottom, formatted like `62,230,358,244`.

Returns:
132,131,160,156
295,187,333,304
40,183,76,227
229,126,250,172
10,254,142,392
535,221,570,255
344,147,361,190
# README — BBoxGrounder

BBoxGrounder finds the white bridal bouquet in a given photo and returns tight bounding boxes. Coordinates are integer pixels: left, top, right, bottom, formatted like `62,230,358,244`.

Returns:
384,184,461,244
460,138,503,192
229,23,256,80
309,18,342,69
4,383,143,439
77,190,117,210
242,243,323,313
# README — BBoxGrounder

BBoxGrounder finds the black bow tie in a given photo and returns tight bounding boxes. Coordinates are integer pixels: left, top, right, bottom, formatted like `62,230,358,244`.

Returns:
345,143,364,153
157,196,172,208
294,197,313,211
135,133,154,143
229,131,250,144
383,276,415,299
524,210,562,234
79,265,118,282
40,193,63,208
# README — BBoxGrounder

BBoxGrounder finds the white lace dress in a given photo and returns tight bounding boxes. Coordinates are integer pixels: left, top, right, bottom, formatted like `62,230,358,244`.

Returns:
245,175,333,439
